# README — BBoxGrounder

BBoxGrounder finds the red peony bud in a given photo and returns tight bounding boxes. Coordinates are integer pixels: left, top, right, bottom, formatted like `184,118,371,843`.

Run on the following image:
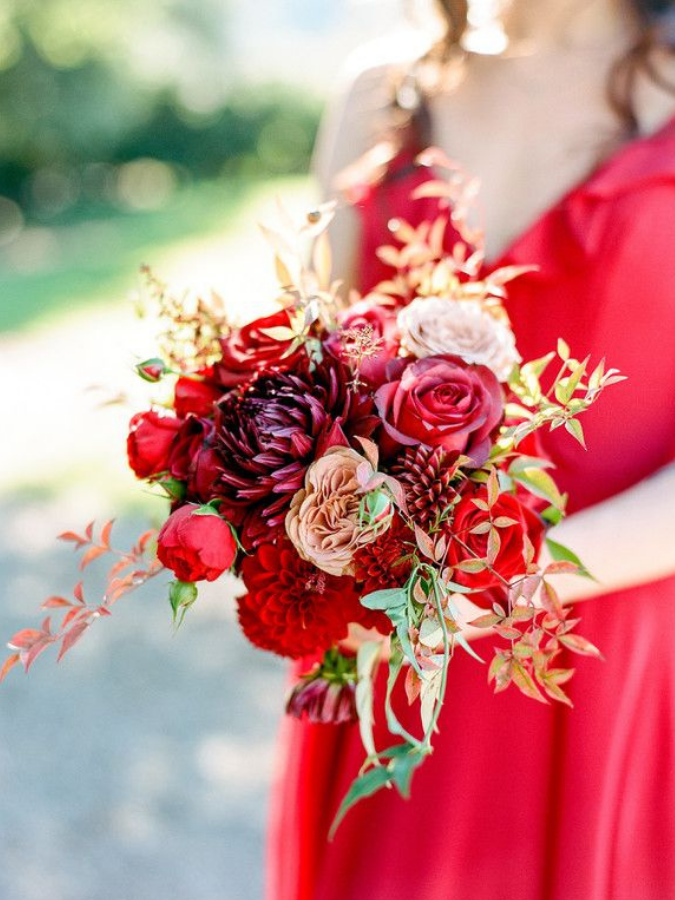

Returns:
157,504,237,582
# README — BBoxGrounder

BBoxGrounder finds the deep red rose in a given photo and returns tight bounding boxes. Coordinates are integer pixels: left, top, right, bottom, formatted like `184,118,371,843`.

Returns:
237,539,367,658
174,375,223,418
215,308,303,387
168,417,213,481
127,410,183,479
325,298,401,387
186,445,226,505
157,504,237,582
375,355,503,465
446,487,545,608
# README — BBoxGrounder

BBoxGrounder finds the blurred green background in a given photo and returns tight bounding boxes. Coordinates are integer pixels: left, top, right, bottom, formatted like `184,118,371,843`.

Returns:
0,0,324,333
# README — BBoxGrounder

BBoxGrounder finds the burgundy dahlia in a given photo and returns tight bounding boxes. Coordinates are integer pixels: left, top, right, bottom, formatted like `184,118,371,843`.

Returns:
286,676,357,725
214,357,377,541
237,539,367,658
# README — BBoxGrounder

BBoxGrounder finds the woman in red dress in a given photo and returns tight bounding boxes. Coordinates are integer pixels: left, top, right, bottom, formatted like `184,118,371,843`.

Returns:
268,2,675,898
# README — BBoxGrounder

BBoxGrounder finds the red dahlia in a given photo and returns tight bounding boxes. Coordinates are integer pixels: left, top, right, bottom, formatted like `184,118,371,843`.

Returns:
214,357,377,543
238,540,367,658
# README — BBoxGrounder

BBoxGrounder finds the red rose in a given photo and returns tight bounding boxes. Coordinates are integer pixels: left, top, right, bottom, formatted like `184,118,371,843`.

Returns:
157,504,237,582
168,417,213,481
174,375,223,418
325,298,400,387
447,487,545,608
375,355,503,465
186,445,226,505
215,309,302,387
127,410,183,479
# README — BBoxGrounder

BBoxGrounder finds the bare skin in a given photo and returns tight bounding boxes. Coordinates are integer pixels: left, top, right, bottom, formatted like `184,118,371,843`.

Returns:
318,0,675,642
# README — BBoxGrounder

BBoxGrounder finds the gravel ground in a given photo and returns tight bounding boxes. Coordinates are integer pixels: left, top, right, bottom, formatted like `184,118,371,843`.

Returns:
0,498,287,900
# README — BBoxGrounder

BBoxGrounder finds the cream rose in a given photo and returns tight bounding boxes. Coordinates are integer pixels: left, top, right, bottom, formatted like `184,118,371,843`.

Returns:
397,297,520,382
285,447,389,577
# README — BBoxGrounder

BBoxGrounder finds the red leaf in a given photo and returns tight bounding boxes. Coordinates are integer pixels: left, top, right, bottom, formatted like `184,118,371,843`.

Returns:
58,531,86,545
41,596,72,609
414,524,435,561
85,521,95,542
494,624,522,640
404,666,422,705
540,580,563,617
57,622,90,662
79,545,108,570
22,636,56,672
511,661,549,704
468,613,502,629
100,519,114,549
541,678,574,708
544,561,579,576
7,628,44,649
558,633,603,659
0,653,20,683
73,581,85,604
138,529,157,552
108,558,131,578
61,608,85,629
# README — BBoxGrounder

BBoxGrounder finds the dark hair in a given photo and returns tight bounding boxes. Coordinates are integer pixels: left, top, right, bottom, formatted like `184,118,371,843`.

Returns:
420,0,675,135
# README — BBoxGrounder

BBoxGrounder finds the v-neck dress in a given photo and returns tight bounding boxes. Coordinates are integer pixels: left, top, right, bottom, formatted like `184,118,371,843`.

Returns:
266,115,675,900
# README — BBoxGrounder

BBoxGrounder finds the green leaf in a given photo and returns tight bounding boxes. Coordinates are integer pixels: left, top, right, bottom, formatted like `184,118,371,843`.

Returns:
541,504,563,526
512,467,565,510
545,537,594,579
329,766,393,839
384,652,423,747
360,588,407,611
356,642,382,761
388,750,422,799
418,617,443,649
420,669,443,734
557,338,570,361
564,418,587,448
192,505,223,518
507,455,555,476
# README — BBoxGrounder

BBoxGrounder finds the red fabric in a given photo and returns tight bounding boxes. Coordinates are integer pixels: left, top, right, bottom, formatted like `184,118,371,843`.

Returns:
267,116,675,900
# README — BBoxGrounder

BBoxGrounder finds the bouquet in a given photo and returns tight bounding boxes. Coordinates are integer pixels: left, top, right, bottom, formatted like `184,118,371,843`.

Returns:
2,148,623,831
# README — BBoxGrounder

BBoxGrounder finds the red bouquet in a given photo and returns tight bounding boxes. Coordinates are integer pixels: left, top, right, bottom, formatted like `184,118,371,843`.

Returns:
2,149,623,827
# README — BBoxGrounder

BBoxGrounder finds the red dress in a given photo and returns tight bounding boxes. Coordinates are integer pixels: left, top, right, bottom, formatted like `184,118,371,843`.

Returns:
267,116,675,900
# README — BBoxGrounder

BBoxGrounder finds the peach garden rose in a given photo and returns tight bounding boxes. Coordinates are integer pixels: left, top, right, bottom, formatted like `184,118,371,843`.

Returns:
285,446,391,577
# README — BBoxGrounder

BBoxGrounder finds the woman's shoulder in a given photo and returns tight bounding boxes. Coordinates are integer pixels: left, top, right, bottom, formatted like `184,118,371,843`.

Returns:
313,32,431,196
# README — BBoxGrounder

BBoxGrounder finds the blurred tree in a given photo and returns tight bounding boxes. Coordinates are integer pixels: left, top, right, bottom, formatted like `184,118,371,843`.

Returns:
0,0,319,214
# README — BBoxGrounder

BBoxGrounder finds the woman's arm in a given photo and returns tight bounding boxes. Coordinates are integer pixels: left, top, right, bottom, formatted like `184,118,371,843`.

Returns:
541,460,675,605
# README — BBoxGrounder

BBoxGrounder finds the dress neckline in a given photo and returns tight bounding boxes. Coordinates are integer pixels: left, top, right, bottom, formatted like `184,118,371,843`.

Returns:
484,110,675,271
